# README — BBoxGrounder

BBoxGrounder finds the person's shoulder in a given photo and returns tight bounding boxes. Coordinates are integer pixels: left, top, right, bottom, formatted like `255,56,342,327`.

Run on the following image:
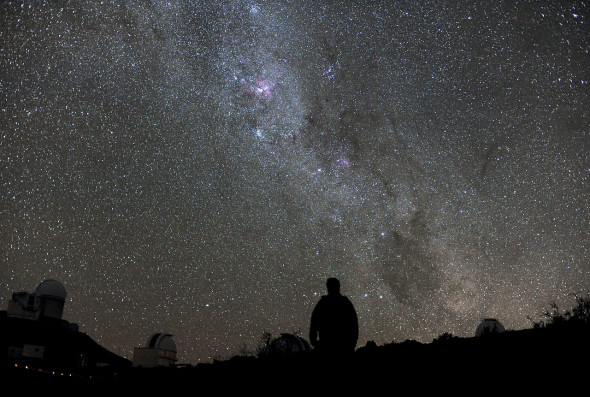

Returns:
316,295,330,304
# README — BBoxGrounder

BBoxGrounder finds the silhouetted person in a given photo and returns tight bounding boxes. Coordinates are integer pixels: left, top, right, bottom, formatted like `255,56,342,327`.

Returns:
309,278,358,356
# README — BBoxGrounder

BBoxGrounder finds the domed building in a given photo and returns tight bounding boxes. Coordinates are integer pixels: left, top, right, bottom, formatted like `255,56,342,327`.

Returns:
475,318,505,337
269,333,311,356
7,279,67,321
4,279,129,371
132,333,178,368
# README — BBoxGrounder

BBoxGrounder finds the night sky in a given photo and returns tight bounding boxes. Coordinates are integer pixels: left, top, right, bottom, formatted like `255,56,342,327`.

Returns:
1,0,588,364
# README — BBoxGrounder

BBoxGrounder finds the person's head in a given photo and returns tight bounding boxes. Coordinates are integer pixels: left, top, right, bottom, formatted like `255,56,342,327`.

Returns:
326,278,340,295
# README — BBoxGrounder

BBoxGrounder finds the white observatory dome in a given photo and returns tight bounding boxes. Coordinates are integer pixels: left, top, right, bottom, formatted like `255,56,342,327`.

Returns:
146,333,177,353
133,333,178,368
35,279,67,299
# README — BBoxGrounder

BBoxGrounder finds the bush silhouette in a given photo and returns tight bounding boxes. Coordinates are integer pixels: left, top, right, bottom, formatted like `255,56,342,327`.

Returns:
530,293,590,328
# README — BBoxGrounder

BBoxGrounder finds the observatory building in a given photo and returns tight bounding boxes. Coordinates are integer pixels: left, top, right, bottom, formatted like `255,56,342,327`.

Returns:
7,279,67,321
133,333,178,368
4,279,130,370
269,333,311,356
475,318,505,336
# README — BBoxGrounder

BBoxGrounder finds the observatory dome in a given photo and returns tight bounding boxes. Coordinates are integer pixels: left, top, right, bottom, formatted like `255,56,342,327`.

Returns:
269,333,311,355
475,318,505,336
133,333,178,368
146,333,177,353
35,279,67,299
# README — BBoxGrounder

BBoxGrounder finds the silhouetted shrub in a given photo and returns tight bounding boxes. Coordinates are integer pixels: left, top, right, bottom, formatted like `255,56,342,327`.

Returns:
529,293,590,328
255,331,273,358
432,332,457,343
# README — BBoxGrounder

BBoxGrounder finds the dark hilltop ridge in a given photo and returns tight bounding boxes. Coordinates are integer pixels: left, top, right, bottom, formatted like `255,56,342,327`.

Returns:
2,283,589,392
3,318,588,392
2,312,130,372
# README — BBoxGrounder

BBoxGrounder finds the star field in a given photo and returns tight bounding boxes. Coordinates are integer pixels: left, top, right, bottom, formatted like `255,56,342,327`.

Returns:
1,1,589,364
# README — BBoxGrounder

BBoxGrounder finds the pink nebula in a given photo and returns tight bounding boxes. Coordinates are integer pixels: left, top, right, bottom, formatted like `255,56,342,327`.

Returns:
241,77,276,101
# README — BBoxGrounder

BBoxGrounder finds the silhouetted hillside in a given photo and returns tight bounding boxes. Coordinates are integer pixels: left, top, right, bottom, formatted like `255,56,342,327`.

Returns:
73,322,583,394
1,311,130,385
3,308,588,393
